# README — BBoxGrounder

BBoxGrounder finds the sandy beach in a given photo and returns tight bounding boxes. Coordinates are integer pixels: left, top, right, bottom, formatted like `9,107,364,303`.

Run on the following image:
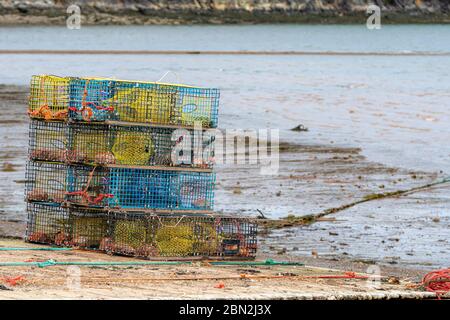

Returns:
0,238,440,300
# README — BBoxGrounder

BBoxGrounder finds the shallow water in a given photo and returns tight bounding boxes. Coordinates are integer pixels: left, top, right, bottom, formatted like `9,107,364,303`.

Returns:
0,25,449,269
1,24,450,53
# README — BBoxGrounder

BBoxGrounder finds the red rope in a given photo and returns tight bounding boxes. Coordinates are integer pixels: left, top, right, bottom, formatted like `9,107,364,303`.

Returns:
65,166,114,205
422,269,450,299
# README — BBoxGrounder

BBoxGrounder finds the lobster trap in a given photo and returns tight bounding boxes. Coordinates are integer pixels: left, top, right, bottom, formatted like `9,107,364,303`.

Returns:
26,161,67,203
107,167,215,211
26,161,215,211
26,202,257,259
26,202,108,249
107,212,257,259
25,74,257,260
28,75,70,120
29,118,216,168
68,78,220,128
28,119,68,162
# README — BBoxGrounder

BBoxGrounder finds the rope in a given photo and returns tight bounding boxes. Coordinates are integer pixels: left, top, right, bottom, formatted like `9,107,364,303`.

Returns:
0,259,302,268
421,268,450,299
156,214,186,228
0,259,191,268
0,247,73,251
209,259,303,266
65,166,114,204
157,70,180,83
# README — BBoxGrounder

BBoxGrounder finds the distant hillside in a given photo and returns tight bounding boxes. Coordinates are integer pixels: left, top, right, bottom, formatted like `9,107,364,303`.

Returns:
0,0,449,25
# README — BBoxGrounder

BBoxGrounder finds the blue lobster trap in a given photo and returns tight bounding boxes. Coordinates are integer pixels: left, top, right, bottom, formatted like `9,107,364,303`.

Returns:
68,78,219,128
27,161,215,211
69,78,115,122
107,168,215,211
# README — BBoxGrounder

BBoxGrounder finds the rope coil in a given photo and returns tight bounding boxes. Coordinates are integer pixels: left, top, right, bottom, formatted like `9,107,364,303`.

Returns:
421,268,450,299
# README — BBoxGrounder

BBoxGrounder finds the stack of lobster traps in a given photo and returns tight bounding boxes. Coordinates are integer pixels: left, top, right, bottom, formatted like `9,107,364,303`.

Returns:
25,75,257,260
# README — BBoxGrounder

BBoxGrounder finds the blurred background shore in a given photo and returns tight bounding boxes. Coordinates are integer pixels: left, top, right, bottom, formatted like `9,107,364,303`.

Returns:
0,0,449,25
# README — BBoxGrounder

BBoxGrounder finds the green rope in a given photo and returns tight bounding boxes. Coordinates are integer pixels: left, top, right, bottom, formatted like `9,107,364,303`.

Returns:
0,259,192,268
210,259,304,266
0,247,73,251
0,259,303,268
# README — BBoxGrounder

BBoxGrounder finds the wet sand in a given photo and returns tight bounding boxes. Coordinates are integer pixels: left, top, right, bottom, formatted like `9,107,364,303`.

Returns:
0,85,448,273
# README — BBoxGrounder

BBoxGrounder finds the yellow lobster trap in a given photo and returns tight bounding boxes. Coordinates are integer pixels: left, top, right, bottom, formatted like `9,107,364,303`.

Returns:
28,75,70,120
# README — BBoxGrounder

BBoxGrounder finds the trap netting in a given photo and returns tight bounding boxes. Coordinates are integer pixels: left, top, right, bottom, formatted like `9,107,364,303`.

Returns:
69,78,220,127
28,119,216,168
25,202,257,259
28,120,68,162
107,212,257,259
26,161,215,211
107,167,215,211
28,75,70,121
26,161,67,203
25,202,107,248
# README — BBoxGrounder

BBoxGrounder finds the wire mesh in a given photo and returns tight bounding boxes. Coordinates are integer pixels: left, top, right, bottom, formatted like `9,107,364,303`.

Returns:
26,202,70,245
28,119,68,162
69,122,111,164
68,78,219,127
26,161,214,210
69,78,115,122
109,81,219,127
69,208,109,249
29,119,215,168
101,124,214,168
108,212,257,259
26,202,108,249
25,205,257,259
28,75,70,120
66,165,112,207
26,161,67,203
108,168,215,210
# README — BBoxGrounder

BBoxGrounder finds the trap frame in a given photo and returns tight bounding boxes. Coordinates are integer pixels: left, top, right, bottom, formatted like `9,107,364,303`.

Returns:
25,202,257,259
